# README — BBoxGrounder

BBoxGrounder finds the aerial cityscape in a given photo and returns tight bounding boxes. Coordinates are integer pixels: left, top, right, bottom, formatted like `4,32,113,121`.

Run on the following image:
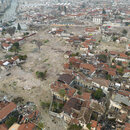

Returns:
0,0,129,130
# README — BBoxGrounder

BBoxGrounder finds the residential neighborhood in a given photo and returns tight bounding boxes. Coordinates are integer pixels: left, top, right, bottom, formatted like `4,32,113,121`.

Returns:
0,0,129,130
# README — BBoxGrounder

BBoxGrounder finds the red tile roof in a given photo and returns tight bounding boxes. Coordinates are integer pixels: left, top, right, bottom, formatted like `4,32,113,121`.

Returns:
84,39,96,43
0,124,8,130
119,53,128,58
91,120,97,128
18,123,35,130
69,57,81,69
80,63,96,73
97,123,102,130
21,110,39,122
64,63,70,69
12,56,19,61
0,61,3,65
82,42,89,48
100,63,109,68
0,102,16,120
110,51,118,55
85,28,98,32
51,81,76,98
0,101,9,109
69,57,82,64
103,67,116,76
125,123,130,130
28,110,39,119
122,61,128,64
108,70,116,76
118,90,130,97
70,118,79,125
6,38,17,43
2,43,10,47
124,69,130,73
116,65,122,69
75,92,91,101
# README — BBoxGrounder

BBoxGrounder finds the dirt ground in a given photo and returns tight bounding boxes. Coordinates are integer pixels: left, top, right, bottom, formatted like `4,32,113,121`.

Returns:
97,41,127,52
0,28,73,130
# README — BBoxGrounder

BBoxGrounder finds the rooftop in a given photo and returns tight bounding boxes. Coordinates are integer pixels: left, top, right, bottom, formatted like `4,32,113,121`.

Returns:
63,98,83,115
58,74,75,85
92,78,110,87
18,123,35,130
91,120,97,128
2,43,10,47
80,63,96,73
51,81,76,98
0,124,8,130
125,123,130,130
0,102,17,121
75,92,91,101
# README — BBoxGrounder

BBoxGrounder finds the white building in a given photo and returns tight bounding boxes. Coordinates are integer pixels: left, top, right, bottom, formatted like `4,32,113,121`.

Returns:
126,44,130,52
92,17,102,25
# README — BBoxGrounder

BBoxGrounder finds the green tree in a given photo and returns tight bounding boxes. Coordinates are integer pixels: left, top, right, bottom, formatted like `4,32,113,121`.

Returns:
125,52,130,56
122,29,127,35
105,49,108,53
36,71,44,79
59,89,66,97
12,97,24,104
112,58,115,63
58,6,61,11
117,61,122,66
36,122,44,130
128,62,130,67
40,101,50,109
98,54,107,63
112,36,118,42
106,74,112,80
13,42,20,48
87,123,91,130
10,42,20,54
44,40,49,43
2,28,6,36
18,55,27,60
36,70,47,80
102,8,106,14
64,6,67,13
17,23,21,31
117,67,124,75
67,124,82,130
92,88,104,100
5,116,18,128
77,90,82,95
7,27,16,36
11,46,18,54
